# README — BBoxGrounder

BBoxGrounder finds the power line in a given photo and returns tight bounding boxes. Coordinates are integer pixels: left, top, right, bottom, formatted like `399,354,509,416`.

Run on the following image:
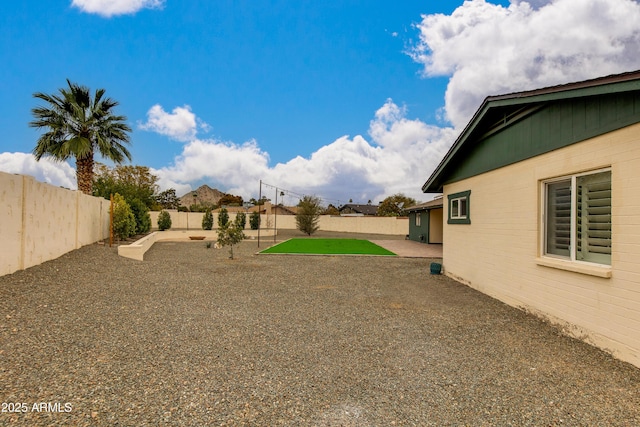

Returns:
259,181,347,206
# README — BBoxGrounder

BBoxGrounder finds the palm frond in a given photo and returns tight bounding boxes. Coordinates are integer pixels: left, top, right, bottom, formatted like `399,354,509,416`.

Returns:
31,80,133,193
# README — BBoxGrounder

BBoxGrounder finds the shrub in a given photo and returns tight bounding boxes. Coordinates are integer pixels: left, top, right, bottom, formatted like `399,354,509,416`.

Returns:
217,215,246,259
158,210,172,231
236,211,247,229
202,209,213,230
296,195,321,236
129,197,151,234
218,207,229,228
112,193,136,240
249,211,261,230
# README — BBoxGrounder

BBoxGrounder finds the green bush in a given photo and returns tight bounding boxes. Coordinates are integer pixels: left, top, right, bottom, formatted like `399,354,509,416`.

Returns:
202,209,213,230
249,211,261,230
218,208,229,228
236,211,247,229
112,193,136,240
129,198,151,234
296,195,321,236
158,210,172,231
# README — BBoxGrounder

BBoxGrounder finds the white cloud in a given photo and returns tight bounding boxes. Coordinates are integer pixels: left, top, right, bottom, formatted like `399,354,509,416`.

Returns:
511,0,553,9
0,99,455,204
42,0,640,205
409,0,640,127
71,0,164,17
0,153,77,189
150,100,456,204
139,105,208,142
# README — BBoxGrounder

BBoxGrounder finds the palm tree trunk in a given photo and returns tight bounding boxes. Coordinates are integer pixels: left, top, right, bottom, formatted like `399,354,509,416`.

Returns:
76,156,94,195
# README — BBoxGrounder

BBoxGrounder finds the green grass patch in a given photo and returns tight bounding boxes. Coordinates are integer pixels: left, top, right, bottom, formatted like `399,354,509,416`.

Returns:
260,238,396,256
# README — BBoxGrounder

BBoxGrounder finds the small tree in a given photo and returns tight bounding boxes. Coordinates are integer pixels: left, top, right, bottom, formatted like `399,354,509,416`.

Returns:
218,193,243,206
129,197,151,234
217,215,246,259
218,207,229,228
296,195,322,236
112,193,136,240
236,211,247,229
158,210,172,231
155,188,180,210
93,163,159,209
323,204,340,215
377,193,417,217
249,211,261,230
249,196,269,206
202,209,213,230
190,203,216,212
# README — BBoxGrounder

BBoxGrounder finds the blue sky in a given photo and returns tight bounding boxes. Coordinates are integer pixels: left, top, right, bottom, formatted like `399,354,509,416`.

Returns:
1,0,639,204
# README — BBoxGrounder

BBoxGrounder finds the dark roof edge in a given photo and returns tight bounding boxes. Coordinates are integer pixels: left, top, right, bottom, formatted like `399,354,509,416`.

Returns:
487,69,640,103
406,197,443,212
422,69,640,193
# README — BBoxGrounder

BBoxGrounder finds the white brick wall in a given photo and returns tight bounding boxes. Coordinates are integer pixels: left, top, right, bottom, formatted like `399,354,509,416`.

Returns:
442,122,640,368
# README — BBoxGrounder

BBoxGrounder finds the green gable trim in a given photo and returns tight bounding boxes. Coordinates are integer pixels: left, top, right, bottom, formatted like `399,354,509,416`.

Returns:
488,78,640,108
447,190,471,224
425,90,640,192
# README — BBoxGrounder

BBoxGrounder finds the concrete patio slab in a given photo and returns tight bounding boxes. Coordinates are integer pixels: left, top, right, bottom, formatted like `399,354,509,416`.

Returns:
372,239,442,258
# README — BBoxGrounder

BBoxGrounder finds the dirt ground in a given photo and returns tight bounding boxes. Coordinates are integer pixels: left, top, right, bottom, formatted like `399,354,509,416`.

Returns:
0,234,639,426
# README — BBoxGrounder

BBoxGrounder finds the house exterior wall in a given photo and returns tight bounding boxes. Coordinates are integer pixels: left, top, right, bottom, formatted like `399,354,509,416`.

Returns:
442,122,640,368
429,208,443,244
408,211,429,242
408,209,443,244
0,172,111,277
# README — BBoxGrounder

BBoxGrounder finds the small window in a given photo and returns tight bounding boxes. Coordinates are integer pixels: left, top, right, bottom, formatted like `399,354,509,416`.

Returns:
543,169,611,265
415,213,421,227
447,190,471,224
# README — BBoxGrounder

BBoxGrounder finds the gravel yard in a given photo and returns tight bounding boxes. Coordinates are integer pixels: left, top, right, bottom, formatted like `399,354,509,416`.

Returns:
1,232,639,426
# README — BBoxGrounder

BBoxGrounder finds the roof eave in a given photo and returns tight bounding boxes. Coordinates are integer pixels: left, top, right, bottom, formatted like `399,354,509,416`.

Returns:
422,70,640,193
422,98,492,193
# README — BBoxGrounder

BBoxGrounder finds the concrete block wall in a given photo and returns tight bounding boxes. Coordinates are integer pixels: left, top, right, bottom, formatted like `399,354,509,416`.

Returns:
148,211,409,235
441,122,640,368
0,172,110,277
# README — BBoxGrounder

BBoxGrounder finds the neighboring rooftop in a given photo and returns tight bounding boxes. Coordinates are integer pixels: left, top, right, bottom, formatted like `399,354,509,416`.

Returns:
406,197,443,212
339,203,379,216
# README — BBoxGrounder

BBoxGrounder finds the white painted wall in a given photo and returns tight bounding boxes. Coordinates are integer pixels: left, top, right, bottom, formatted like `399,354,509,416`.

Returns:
441,122,640,368
149,211,409,235
0,172,110,277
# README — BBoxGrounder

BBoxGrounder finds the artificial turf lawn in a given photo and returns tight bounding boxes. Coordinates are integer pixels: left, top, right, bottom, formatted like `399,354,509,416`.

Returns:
259,238,397,256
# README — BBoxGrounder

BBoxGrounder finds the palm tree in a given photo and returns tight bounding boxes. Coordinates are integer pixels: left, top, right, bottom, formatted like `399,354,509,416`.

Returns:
30,79,132,194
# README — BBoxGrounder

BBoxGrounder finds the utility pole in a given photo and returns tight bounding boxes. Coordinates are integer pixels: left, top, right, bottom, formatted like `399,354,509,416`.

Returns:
274,187,278,243
257,180,261,247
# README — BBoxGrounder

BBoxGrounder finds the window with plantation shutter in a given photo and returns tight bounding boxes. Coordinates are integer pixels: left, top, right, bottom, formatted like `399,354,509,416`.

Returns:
543,169,611,266
576,172,611,264
545,180,571,257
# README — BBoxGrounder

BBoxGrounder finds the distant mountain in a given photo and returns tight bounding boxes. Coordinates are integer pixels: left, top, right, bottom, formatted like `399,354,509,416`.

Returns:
179,185,225,207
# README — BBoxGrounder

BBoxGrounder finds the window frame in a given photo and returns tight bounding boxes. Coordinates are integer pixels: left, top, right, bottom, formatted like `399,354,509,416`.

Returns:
447,190,471,224
415,212,421,227
540,167,611,267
